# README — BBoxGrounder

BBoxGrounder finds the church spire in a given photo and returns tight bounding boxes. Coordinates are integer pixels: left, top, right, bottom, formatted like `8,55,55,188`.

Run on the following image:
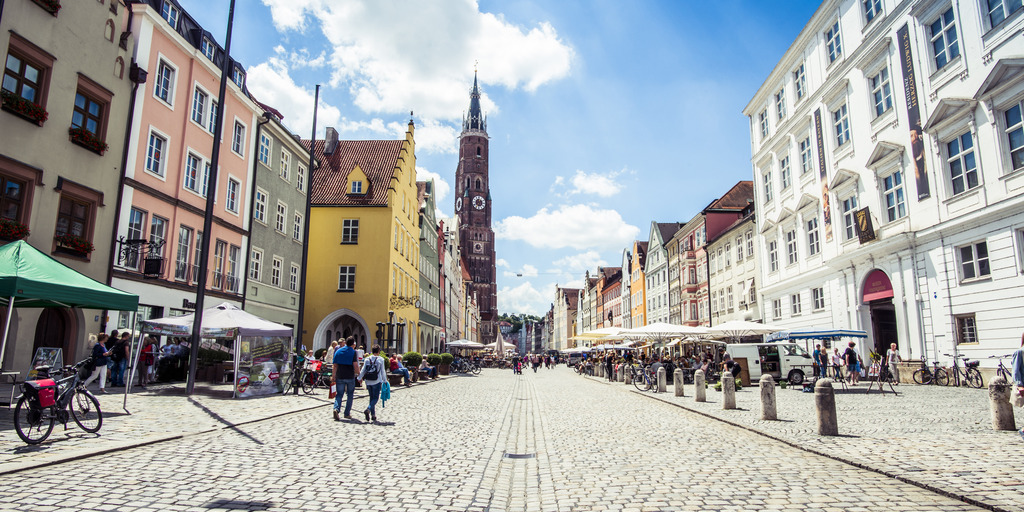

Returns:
463,70,486,133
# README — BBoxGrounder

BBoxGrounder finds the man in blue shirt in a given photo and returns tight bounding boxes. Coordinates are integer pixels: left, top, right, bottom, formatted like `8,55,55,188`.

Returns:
331,337,360,421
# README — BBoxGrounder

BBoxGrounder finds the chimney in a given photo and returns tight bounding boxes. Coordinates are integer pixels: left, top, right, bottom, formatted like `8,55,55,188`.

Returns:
324,127,339,155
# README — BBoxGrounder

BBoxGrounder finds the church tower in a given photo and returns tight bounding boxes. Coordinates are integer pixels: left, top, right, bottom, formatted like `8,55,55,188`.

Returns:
455,72,497,343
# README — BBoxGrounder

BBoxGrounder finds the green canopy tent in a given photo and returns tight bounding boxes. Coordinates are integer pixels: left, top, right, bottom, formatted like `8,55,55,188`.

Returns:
0,240,139,370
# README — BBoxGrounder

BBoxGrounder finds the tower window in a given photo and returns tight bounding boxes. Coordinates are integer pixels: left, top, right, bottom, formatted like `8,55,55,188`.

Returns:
476,146,481,157
475,178,482,190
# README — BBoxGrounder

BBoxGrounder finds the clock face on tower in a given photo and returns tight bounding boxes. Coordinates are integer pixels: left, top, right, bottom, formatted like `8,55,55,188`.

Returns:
473,242,483,253
473,196,485,210
455,198,463,212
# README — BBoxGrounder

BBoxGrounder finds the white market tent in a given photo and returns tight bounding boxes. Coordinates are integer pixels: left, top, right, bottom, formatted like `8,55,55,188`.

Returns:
141,302,293,398
706,320,784,342
619,322,710,338
448,339,486,349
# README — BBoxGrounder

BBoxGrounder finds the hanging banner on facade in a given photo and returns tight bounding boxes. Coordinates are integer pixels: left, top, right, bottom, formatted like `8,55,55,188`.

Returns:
813,109,834,242
897,23,930,200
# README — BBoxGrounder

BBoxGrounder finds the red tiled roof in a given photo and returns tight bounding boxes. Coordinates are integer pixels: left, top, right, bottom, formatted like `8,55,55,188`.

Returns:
303,139,406,206
708,181,754,210
657,222,685,245
636,241,648,268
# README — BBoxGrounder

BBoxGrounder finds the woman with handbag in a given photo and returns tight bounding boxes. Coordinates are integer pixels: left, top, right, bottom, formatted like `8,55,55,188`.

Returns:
358,345,387,423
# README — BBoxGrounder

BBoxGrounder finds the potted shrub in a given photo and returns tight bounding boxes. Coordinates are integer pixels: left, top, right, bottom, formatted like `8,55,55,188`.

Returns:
402,351,422,369
0,218,29,241
714,382,722,392
439,352,453,375
55,233,94,256
780,381,788,389
1,90,48,124
68,126,109,155
426,353,441,366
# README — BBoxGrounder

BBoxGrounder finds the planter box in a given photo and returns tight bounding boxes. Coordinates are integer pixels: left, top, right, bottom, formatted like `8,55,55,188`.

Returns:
438,363,450,376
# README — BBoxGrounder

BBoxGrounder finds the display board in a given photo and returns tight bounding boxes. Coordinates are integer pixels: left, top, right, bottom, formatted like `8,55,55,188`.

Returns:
234,336,289,398
27,347,63,378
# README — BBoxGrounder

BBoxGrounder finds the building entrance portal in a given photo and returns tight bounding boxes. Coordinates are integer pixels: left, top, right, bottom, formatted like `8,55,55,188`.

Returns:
317,309,369,351
863,270,898,356
32,308,73,366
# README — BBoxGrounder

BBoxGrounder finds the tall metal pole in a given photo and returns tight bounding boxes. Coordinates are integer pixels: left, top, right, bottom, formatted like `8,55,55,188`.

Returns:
293,84,319,395
186,0,236,395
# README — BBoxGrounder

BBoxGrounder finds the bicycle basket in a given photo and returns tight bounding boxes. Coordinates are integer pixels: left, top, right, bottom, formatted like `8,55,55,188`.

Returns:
965,360,979,368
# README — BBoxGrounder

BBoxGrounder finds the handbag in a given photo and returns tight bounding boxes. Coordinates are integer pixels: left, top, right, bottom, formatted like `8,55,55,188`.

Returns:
328,383,337,399
1014,389,1024,408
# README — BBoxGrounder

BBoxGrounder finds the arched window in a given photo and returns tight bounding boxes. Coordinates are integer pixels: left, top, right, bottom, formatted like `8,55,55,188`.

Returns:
476,146,481,157
475,178,482,190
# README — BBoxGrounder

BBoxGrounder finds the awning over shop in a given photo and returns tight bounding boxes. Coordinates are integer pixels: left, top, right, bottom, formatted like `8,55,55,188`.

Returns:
767,329,868,341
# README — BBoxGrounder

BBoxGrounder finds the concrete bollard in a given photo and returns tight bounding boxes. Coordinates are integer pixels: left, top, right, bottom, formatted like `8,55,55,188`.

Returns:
674,369,685,397
695,369,706,402
624,367,632,385
722,373,736,409
597,364,603,378
618,366,625,382
989,376,1017,431
815,378,839,436
760,374,777,420
657,367,667,393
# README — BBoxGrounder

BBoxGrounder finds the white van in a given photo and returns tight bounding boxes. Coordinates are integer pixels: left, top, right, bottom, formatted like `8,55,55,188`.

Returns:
723,342,813,385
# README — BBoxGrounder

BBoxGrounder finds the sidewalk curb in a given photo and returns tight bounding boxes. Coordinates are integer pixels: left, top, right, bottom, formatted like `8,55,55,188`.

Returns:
583,374,1010,512
0,376,447,476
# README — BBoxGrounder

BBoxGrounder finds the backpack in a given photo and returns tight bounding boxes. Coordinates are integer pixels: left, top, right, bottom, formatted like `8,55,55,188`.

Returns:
363,357,381,381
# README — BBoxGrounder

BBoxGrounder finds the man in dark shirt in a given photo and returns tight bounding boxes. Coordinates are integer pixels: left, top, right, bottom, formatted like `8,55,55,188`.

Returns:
331,337,360,421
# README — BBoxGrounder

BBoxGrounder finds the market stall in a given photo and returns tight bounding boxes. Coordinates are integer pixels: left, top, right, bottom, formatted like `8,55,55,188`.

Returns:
142,302,292,398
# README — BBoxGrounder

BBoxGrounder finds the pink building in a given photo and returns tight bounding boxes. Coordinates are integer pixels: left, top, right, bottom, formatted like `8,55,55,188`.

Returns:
111,0,259,325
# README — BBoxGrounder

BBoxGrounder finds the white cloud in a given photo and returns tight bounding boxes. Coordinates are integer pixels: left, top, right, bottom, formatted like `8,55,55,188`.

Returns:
245,59,342,139
519,264,538,277
261,0,574,119
552,251,607,274
495,204,640,250
415,166,451,212
497,282,549,316
496,259,510,268
552,169,627,198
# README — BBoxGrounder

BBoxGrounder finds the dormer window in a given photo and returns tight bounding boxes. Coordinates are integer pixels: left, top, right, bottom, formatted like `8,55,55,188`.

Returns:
350,181,363,194
161,1,179,28
231,67,244,88
201,38,215,60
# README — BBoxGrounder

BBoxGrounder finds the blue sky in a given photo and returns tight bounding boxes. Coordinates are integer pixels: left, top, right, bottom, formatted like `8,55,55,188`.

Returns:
177,0,822,315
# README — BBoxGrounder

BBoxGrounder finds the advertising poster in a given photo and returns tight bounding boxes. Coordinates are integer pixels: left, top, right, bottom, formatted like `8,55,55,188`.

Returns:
897,23,931,200
235,336,288,398
813,109,834,242
28,347,63,378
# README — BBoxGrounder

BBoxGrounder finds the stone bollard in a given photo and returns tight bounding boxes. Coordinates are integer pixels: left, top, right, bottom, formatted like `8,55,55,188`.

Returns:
760,374,777,420
674,369,685,397
815,378,839,436
618,366,625,382
624,367,632,385
722,373,736,409
989,376,1017,431
657,367,667,393
597,364,603,378
694,369,706,402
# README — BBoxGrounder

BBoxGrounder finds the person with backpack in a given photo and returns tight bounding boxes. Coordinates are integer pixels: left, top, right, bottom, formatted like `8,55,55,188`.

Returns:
108,332,130,387
843,341,861,385
359,345,387,423
331,337,359,421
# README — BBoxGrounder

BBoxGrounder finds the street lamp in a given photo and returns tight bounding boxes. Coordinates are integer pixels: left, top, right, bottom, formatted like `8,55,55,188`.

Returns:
376,310,407,354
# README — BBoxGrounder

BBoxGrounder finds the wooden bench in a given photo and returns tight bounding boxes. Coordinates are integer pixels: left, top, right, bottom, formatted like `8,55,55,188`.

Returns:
386,373,405,386
417,369,433,381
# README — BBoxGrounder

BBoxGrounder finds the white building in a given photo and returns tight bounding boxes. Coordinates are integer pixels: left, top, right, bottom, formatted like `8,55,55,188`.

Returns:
644,222,683,324
708,207,761,327
745,0,1024,370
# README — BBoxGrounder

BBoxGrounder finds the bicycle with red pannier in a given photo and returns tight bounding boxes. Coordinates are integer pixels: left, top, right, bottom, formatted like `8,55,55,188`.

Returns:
14,359,103,444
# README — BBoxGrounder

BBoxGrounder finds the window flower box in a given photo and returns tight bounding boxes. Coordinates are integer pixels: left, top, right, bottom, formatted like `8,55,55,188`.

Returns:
0,219,30,241
55,233,94,256
1,90,48,125
69,127,108,155
30,0,61,15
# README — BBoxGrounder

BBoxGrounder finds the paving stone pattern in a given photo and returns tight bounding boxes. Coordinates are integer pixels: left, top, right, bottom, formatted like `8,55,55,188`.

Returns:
610,375,1024,512
0,369,1001,512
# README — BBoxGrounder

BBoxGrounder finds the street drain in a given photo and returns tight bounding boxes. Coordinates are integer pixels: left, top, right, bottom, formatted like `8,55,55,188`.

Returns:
504,453,536,459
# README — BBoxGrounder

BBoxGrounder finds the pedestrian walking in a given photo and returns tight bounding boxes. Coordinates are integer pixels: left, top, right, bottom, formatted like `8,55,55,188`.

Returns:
331,337,359,421
83,333,113,393
359,345,387,423
843,342,860,385
885,343,901,384
831,348,843,380
1011,333,1024,440
812,344,822,377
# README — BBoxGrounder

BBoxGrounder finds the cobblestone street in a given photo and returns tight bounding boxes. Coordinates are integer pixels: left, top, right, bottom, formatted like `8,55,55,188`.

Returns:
0,368,1016,511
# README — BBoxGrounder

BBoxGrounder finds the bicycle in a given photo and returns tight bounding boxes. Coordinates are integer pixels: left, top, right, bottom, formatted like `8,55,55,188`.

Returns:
990,354,1014,383
631,365,656,392
15,359,103,445
913,359,946,385
301,362,332,394
941,353,983,388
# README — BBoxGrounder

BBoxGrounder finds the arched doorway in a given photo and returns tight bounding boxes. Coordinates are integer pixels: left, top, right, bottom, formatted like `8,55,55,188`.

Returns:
314,309,369,351
32,308,73,365
863,270,898,357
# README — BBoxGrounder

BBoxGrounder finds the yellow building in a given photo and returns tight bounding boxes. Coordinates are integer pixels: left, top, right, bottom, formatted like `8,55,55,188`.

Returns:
304,122,420,354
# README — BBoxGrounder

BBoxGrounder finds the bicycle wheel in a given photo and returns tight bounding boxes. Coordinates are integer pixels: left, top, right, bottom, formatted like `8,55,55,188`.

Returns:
932,368,949,386
301,371,315,394
964,368,983,389
70,390,103,433
14,396,54,445
471,364,481,375
912,368,931,385
632,372,650,391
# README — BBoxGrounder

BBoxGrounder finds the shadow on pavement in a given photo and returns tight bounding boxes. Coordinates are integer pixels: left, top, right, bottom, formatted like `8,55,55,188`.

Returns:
188,397,263,445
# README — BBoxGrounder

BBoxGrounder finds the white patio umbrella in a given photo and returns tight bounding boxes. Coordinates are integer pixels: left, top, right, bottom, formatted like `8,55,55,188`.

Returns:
706,320,783,342
620,322,710,338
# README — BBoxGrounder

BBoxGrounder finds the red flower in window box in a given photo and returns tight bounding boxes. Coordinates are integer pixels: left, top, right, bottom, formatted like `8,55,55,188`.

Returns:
55,233,94,255
69,126,109,154
31,0,61,15
0,90,48,125
0,219,30,241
